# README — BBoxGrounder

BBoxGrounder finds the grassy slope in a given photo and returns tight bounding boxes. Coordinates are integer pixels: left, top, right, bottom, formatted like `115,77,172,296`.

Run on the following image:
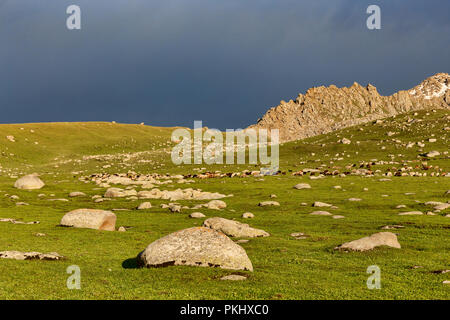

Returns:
0,112,449,300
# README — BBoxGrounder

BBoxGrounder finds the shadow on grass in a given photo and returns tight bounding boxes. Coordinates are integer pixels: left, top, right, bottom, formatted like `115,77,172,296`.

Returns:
122,258,140,269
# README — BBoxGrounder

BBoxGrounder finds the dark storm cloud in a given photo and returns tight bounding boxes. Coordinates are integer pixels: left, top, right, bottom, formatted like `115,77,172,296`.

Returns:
1,0,449,129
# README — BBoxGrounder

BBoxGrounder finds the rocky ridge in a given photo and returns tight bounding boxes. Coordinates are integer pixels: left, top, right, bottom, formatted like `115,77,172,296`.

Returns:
251,73,450,142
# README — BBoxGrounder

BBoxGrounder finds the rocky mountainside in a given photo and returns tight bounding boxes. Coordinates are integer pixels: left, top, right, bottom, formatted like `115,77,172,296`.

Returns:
250,73,450,142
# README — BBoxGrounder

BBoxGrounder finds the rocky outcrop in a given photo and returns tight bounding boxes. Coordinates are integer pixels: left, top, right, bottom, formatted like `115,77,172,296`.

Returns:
251,73,450,142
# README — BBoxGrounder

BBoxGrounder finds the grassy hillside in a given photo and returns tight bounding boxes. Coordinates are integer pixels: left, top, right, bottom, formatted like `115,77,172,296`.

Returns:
0,111,449,299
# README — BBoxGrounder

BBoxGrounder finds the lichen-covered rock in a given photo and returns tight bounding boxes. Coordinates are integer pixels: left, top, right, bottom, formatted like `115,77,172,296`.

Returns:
203,217,269,238
137,227,253,271
60,209,116,231
14,174,45,190
335,232,401,251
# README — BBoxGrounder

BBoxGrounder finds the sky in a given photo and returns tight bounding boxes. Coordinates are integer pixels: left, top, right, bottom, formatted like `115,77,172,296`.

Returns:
1,0,450,129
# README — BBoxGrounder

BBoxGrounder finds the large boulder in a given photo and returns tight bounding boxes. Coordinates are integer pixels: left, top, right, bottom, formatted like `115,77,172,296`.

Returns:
335,232,401,252
14,174,45,190
60,209,116,231
203,217,269,238
137,227,253,271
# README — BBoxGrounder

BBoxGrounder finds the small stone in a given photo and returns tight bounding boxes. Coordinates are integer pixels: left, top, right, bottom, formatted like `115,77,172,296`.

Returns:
220,275,247,281
203,217,269,238
312,202,332,207
398,211,423,216
293,183,311,190
242,212,254,219
310,211,332,216
189,212,206,218
137,202,152,210
69,192,86,197
335,232,401,252
258,201,280,207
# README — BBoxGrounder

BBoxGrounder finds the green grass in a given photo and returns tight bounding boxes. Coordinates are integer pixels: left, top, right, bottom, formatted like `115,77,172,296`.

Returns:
0,111,449,300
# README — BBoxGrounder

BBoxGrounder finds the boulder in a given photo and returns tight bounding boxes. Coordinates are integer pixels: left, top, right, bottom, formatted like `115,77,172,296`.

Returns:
137,227,253,271
203,217,269,238
335,232,401,251
14,174,45,190
60,209,116,231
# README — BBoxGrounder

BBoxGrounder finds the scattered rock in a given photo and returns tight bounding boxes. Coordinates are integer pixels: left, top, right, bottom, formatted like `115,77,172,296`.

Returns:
169,204,181,213
242,212,254,219
310,211,332,216
293,183,311,190
398,211,423,216
189,212,205,218
335,232,401,252
258,201,280,207
381,225,404,230
60,209,117,231
434,203,450,211
0,251,63,260
312,201,332,207
220,275,247,281
290,232,309,240
137,202,152,210
14,174,45,190
6,135,15,142
206,200,227,210
423,151,440,158
137,227,253,271
203,217,269,238
332,215,345,219
118,226,126,232
69,191,86,197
